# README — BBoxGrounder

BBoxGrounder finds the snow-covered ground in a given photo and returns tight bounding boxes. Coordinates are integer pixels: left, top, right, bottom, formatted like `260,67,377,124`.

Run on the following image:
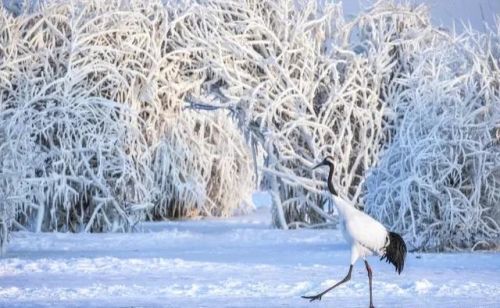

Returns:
1,193,499,307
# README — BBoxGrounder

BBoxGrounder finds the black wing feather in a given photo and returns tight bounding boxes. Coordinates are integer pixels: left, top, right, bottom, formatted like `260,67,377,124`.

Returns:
380,232,407,274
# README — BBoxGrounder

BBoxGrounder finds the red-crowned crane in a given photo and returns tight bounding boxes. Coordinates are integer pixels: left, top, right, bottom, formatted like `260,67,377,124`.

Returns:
302,156,407,308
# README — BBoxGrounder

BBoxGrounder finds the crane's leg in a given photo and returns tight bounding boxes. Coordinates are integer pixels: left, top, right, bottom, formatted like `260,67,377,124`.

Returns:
301,265,353,302
364,260,375,308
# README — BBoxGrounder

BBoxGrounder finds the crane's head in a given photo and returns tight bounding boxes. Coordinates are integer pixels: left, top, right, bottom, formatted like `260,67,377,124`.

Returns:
312,155,335,170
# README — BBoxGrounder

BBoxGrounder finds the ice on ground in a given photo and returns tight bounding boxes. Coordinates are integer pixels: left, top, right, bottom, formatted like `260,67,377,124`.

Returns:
1,196,500,307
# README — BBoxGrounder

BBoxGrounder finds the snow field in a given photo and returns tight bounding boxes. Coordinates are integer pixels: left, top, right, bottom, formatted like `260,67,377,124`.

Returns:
1,205,499,307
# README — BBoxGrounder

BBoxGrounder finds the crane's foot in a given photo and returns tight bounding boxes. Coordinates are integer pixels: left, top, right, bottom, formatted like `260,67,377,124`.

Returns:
301,294,322,302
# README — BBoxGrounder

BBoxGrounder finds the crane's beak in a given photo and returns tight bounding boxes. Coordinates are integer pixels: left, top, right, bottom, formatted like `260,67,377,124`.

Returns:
312,161,325,170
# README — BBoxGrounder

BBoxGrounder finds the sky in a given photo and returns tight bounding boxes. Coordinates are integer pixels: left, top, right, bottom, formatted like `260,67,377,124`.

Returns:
341,0,499,32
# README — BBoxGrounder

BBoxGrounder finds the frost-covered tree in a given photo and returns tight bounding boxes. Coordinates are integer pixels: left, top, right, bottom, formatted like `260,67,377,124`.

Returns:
0,0,255,253
364,25,500,251
173,0,397,228
175,0,499,251
0,3,155,234
152,109,254,219
0,0,498,253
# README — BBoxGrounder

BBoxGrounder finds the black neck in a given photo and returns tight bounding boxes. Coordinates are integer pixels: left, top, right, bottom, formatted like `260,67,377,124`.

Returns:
327,163,337,195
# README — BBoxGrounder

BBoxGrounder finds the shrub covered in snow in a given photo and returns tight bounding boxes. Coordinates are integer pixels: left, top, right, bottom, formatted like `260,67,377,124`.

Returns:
0,3,157,233
0,0,254,249
168,0,399,229
171,0,500,250
0,0,498,253
152,109,254,219
364,25,500,251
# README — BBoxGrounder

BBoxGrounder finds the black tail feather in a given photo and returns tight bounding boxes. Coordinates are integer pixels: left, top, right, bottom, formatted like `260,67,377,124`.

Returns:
380,232,407,274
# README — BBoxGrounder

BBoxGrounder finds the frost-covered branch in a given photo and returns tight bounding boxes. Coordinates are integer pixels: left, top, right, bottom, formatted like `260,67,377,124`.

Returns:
1,0,498,253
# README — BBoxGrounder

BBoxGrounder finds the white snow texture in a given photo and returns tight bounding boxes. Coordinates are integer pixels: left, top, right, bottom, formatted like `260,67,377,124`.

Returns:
1,201,499,307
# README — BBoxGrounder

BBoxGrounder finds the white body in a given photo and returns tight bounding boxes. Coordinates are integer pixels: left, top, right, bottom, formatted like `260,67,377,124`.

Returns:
332,195,389,265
